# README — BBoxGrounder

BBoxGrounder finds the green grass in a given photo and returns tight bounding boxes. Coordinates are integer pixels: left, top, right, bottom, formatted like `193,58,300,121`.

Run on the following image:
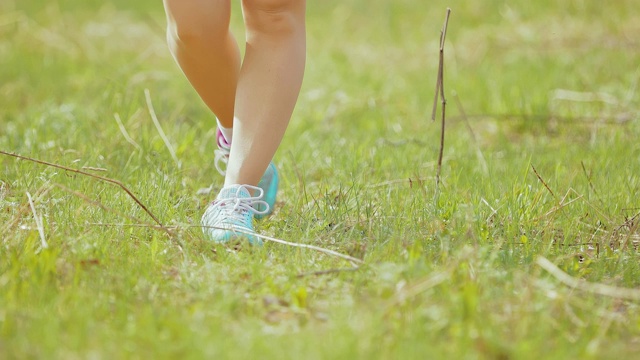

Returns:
2,0,640,358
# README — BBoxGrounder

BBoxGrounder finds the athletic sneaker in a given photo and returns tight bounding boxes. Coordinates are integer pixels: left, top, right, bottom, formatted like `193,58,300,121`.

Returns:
213,127,279,219
201,184,270,245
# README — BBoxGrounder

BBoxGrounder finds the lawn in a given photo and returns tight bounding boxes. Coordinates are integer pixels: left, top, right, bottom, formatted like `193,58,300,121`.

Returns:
1,0,640,358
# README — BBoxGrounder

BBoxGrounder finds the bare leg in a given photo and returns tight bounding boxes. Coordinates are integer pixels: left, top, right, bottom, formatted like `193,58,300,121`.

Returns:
224,0,306,187
163,0,239,127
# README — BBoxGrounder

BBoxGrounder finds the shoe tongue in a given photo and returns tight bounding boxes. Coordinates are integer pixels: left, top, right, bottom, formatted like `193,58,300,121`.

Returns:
217,185,250,200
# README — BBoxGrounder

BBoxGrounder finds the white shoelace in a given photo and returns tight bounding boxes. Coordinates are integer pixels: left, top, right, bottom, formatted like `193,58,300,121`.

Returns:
203,185,270,227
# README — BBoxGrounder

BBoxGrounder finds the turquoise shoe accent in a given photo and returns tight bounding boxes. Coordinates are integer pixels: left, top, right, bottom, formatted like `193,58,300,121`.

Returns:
201,185,269,245
255,162,278,220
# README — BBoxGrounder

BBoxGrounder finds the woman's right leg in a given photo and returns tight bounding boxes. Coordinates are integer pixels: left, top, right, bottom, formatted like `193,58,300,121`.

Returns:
163,0,239,127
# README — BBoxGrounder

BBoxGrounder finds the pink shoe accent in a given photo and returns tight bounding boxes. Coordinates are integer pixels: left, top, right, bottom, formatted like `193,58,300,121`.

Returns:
217,128,231,149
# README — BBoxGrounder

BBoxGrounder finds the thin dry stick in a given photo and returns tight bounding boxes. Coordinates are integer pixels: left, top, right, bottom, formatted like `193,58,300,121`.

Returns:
480,197,499,222
447,113,632,125
619,221,640,252
52,183,150,227
187,224,365,264
452,92,477,142
144,88,181,169
453,92,488,174
537,256,640,301
388,246,473,309
26,191,48,249
81,166,108,172
431,8,449,121
393,270,450,304
2,185,56,239
580,160,599,198
89,221,364,264
0,150,169,235
534,188,583,221
367,177,432,188
114,112,142,151
542,195,583,219
611,210,640,252
296,267,360,278
238,228,363,264
90,221,363,265
88,223,172,230
531,164,556,198
431,8,451,187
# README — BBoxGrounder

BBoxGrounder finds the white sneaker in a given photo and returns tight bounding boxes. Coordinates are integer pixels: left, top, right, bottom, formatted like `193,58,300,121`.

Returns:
201,184,269,245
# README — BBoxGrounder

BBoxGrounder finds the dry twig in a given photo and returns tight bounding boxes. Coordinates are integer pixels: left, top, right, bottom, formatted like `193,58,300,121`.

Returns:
537,256,640,301
540,188,583,219
611,210,640,251
26,191,48,249
0,150,170,236
114,112,142,151
432,8,451,188
453,92,488,175
296,267,360,278
389,246,474,308
202,226,365,265
144,88,181,169
1,184,53,238
580,161,599,198
53,183,150,226
531,164,556,198
94,221,364,265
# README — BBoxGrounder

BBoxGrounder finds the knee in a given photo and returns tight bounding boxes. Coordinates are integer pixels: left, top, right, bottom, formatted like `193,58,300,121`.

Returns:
164,0,230,46
242,0,305,36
